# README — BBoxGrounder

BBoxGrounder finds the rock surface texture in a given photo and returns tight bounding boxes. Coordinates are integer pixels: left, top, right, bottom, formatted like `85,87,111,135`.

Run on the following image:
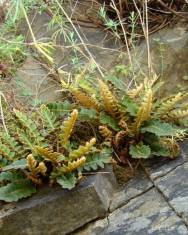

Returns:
75,140,188,235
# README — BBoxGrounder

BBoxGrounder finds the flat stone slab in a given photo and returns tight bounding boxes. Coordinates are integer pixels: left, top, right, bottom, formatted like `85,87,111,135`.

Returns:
110,169,153,212
142,140,188,180
155,161,188,225
0,168,116,235
76,188,188,235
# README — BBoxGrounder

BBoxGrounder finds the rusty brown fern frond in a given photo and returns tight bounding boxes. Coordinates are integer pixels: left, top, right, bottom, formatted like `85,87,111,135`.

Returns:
98,79,121,119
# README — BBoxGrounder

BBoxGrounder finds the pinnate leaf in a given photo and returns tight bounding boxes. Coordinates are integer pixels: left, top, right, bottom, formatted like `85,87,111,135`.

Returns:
83,148,112,171
129,143,151,159
2,159,27,171
141,120,179,136
56,173,76,190
0,180,36,202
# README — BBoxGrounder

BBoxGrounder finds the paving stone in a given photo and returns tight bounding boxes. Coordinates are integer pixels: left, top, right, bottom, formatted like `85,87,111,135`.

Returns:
142,140,188,180
110,170,153,212
0,166,116,235
155,161,188,225
76,188,188,235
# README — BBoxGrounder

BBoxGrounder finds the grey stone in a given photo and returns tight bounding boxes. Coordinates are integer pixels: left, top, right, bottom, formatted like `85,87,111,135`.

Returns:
76,188,188,235
155,161,188,225
142,140,188,180
19,9,124,74
110,169,153,212
0,167,116,235
179,139,188,158
15,57,62,105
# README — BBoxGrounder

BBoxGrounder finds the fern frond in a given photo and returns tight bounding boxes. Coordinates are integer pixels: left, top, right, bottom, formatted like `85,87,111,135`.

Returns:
59,157,86,173
26,154,47,176
39,104,57,130
16,128,38,150
98,79,120,118
168,109,188,119
99,126,112,141
36,162,47,176
142,88,153,120
14,109,44,145
26,154,37,173
68,138,96,161
160,138,180,158
127,83,143,99
0,142,15,160
0,132,21,153
35,146,62,163
132,88,153,134
157,92,186,116
71,88,101,111
60,109,78,146
114,131,127,148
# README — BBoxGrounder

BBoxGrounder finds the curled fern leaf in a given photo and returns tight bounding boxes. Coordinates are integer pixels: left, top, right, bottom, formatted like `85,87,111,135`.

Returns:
99,126,113,141
98,79,120,119
59,157,86,173
71,88,101,111
60,109,78,146
69,138,96,161
157,92,186,117
127,83,143,99
132,88,153,135
35,146,63,163
168,109,188,119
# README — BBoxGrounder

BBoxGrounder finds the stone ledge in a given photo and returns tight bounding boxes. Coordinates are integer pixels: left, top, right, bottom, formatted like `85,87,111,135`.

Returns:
155,161,188,225
0,166,116,235
110,169,153,212
141,140,188,180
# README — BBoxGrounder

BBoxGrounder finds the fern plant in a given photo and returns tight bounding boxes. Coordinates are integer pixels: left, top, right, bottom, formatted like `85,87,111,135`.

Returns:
0,105,111,202
62,75,188,163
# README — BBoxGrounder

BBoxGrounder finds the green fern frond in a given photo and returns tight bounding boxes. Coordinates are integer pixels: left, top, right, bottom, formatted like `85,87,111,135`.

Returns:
14,109,44,145
0,142,15,160
39,104,58,130
0,132,21,155
16,128,36,150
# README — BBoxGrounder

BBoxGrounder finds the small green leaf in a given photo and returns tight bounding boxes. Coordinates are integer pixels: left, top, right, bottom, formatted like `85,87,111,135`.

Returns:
40,104,57,130
121,96,138,116
0,171,24,182
141,120,179,136
78,108,97,121
57,173,76,190
143,133,170,157
100,113,120,131
2,159,27,171
83,148,112,171
47,101,72,116
129,143,151,159
104,75,126,91
0,180,36,202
